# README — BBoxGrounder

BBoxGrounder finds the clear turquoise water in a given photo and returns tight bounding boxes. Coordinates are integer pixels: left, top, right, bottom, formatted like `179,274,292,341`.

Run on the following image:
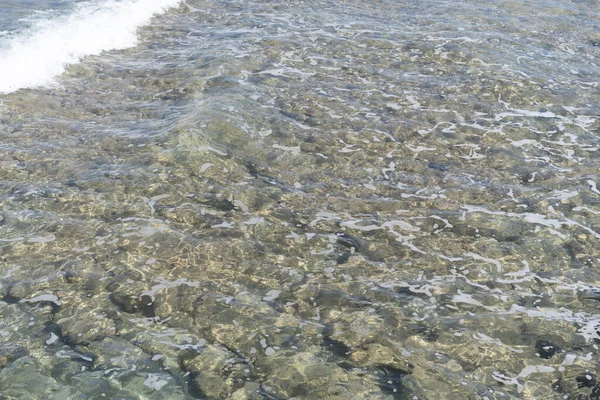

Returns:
1,0,600,398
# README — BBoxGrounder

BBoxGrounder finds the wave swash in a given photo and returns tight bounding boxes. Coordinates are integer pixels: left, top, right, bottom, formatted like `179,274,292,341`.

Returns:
0,0,180,94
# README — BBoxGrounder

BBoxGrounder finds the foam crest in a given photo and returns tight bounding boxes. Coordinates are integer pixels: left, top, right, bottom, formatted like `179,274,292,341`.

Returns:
0,0,180,94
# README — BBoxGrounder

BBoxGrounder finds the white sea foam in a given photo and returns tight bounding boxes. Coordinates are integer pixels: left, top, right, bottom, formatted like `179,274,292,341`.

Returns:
0,0,180,94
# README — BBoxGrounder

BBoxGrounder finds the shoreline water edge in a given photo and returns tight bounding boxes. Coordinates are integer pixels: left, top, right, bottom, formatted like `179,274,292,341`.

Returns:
1,0,600,398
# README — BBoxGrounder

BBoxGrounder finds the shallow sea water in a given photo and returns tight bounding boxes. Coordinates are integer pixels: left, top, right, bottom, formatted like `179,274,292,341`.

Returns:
1,0,600,398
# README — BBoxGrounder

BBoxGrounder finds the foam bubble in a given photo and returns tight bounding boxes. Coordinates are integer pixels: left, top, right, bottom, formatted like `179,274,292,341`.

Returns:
0,0,181,94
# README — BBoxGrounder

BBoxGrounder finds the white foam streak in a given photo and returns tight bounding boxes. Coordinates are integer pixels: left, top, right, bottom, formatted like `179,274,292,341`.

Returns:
0,0,180,94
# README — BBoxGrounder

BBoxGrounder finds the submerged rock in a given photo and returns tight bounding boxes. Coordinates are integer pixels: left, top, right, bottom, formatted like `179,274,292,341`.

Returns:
182,344,248,399
258,351,388,399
